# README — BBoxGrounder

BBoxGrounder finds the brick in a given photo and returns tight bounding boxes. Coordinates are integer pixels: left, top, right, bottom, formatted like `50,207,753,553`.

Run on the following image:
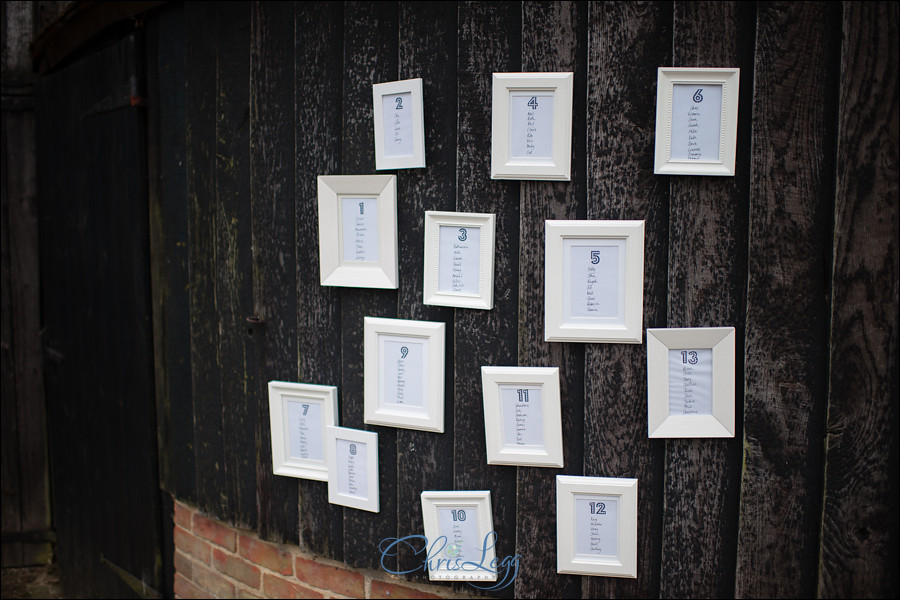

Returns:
193,561,236,598
173,551,193,580
262,573,324,599
294,556,364,598
193,513,237,551
174,573,206,600
237,590,264,600
213,548,261,589
370,580,443,599
239,534,293,575
174,502,193,530
174,526,211,564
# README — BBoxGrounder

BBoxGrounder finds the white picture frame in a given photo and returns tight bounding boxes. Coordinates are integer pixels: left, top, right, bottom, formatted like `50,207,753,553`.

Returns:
491,72,573,180
423,211,496,310
317,174,398,289
654,67,740,176
364,317,445,433
480,366,563,467
646,327,735,438
325,426,379,512
556,475,638,578
544,220,645,343
372,78,426,170
267,381,338,481
420,490,497,582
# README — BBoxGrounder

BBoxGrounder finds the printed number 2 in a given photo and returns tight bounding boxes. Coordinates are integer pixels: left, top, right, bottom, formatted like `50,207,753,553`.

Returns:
589,502,606,515
395,97,403,110
590,250,600,264
302,404,309,415
516,389,529,403
450,509,467,522
527,96,539,110
681,350,699,365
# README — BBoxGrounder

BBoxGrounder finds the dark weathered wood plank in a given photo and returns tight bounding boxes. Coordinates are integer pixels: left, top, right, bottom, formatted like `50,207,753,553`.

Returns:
340,0,400,571
818,3,899,597
186,1,227,518
514,2,586,598
294,0,345,559
250,0,299,543
394,0,458,583
735,2,839,597
454,2,520,596
146,1,195,505
584,2,671,598
660,2,753,597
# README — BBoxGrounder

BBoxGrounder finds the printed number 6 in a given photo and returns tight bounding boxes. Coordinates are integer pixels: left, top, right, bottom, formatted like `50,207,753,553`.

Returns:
693,88,703,103
395,97,403,110
458,228,467,242
590,250,600,264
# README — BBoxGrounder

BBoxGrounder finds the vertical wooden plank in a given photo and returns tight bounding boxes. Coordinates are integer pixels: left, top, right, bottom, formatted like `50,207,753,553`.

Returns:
735,2,839,597
250,0,299,543
818,3,899,597
146,1,195,505
454,2,520,596
584,3,671,598
341,0,400,570
186,1,227,518
515,2,586,598
660,2,753,597
295,0,345,558
394,0,458,582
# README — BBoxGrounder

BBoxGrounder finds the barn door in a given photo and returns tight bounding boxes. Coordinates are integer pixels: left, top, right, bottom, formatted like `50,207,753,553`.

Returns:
35,31,162,598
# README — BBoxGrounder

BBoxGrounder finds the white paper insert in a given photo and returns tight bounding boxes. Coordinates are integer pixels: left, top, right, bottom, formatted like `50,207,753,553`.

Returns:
286,399,323,462
382,92,414,158
670,83,722,161
380,336,426,409
336,438,368,498
563,238,625,323
499,385,543,447
509,93,554,159
575,495,619,558
341,196,379,262
437,507,480,564
438,225,481,295
667,348,713,415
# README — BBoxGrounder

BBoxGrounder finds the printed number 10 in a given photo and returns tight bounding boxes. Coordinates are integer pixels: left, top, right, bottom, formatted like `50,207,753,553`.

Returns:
450,509,467,522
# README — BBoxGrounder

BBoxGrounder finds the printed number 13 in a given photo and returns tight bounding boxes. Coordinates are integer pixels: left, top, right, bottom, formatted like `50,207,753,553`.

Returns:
681,350,699,364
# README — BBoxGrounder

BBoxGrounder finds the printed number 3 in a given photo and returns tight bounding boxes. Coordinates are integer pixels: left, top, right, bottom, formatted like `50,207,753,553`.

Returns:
527,96,539,110
590,250,600,264
681,350,699,364
458,228,467,242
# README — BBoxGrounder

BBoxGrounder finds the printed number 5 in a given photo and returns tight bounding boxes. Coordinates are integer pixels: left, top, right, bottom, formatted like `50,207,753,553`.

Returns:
590,250,600,264
527,96,539,110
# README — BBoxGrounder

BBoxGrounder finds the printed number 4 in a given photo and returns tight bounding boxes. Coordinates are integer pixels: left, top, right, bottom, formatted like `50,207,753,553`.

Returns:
681,350,699,365
527,96,539,110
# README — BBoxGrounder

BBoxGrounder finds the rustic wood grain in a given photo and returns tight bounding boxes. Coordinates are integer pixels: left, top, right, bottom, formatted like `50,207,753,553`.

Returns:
394,0,458,583
250,0,299,543
294,0,346,558
735,2,839,597
454,2,520,596
817,3,899,597
659,2,753,597
584,3,671,598
340,0,400,571
186,1,228,518
514,2,586,598
215,1,258,530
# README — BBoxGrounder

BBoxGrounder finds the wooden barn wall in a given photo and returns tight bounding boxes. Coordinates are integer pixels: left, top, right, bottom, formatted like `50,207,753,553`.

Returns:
148,2,899,598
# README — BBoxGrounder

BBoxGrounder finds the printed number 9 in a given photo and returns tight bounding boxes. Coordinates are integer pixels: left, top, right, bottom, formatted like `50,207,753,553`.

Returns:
400,346,409,359
395,97,403,110
527,96,539,110
349,444,357,456
458,228,467,242
589,501,606,515
693,88,703,103
590,250,600,264
450,509,467,522
681,350,699,365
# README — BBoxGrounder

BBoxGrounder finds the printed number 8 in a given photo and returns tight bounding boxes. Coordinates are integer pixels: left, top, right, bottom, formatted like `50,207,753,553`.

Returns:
349,444,357,456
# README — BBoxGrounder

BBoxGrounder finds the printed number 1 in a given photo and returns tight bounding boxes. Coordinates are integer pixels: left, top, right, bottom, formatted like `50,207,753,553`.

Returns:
590,250,600,264
302,404,309,415
527,96,539,110
359,202,364,215
681,350,699,364
450,509,467,522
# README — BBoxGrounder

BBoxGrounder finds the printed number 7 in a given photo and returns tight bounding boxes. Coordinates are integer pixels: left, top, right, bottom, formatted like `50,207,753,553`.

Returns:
302,404,309,415
590,250,600,264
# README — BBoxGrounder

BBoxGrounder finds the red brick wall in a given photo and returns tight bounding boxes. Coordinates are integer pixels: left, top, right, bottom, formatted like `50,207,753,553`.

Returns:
172,500,474,599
